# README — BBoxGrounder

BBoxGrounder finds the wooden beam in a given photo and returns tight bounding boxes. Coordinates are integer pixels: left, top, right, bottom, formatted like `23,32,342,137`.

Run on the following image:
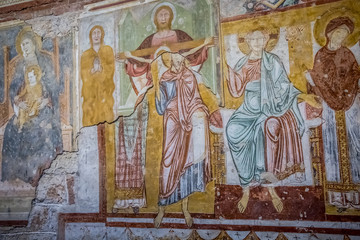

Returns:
116,38,211,59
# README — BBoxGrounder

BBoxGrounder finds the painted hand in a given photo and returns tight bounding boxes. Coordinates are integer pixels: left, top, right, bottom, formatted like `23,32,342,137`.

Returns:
115,53,126,62
209,110,223,129
124,51,132,58
301,93,322,109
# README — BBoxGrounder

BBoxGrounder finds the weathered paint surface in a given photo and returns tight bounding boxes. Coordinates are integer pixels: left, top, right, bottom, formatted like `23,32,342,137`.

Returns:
0,23,74,221
0,0,360,239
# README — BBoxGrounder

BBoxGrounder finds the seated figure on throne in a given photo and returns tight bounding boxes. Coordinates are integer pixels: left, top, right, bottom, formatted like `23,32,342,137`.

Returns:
1,28,63,187
225,29,320,213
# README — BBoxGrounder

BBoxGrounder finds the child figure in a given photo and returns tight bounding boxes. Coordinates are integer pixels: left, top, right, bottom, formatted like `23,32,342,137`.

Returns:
15,65,43,132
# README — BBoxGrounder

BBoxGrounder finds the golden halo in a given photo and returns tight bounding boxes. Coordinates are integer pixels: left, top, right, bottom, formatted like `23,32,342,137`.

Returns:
237,26,280,55
15,26,42,56
313,7,360,47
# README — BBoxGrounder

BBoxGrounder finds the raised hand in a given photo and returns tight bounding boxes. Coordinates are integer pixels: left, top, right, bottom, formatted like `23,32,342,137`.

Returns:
124,51,132,58
204,36,218,47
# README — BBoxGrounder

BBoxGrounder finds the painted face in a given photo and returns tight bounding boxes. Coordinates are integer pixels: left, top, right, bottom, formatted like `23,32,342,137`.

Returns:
247,31,267,52
92,28,102,45
156,8,171,29
328,25,350,46
171,53,184,72
21,38,35,57
28,70,37,86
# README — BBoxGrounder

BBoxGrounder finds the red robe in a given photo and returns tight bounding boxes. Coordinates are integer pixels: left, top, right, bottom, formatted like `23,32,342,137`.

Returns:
116,30,209,202
309,46,360,111
158,67,211,198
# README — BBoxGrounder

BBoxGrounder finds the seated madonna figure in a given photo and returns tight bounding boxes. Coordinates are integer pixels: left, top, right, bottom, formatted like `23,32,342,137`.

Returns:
1,29,63,187
225,29,320,213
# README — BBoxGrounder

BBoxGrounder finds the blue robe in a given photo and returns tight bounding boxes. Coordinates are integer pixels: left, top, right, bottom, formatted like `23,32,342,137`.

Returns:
1,52,63,185
226,51,304,186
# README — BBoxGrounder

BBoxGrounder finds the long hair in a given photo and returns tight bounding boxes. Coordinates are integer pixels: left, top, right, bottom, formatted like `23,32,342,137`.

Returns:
154,6,174,30
89,25,105,47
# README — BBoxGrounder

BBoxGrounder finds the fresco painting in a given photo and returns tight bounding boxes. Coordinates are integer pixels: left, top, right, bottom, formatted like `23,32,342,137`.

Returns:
219,0,305,18
0,24,74,220
306,9,360,213
115,2,220,227
86,1,222,225
81,25,115,126
76,0,360,227
224,28,317,213
1,0,360,233
242,0,300,12
221,0,360,217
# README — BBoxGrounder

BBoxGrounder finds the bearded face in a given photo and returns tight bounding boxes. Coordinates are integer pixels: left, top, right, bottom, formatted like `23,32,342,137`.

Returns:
246,31,269,53
155,7,173,31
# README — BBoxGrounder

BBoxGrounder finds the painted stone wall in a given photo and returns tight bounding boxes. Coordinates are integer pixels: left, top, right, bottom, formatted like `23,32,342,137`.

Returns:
0,0,360,239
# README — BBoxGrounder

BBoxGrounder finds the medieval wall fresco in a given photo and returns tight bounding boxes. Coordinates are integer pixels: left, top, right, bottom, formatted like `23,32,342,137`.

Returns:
0,0,360,239
0,22,75,220
79,0,359,230
78,1,221,221
221,0,360,218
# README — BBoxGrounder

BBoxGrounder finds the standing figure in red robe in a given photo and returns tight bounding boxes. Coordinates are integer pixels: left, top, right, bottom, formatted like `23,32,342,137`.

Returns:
152,49,214,228
306,16,360,208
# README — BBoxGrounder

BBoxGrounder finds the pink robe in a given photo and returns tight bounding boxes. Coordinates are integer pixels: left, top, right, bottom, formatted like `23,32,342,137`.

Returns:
265,111,304,180
158,67,211,199
116,30,209,205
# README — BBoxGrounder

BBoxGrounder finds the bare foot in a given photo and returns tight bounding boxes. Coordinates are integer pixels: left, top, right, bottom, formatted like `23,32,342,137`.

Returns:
154,206,165,228
183,210,193,227
260,172,279,183
237,187,250,213
181,198,193,228
268,187,283,213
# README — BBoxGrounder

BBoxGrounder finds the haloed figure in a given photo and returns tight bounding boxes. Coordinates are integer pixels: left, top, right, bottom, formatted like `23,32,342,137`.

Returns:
154,52,211,228
81,25,115,126
123,3,211,101
16,65,43,132
226,29,319,213
1,29,62,186
114,2,219,221
307,17,360,207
